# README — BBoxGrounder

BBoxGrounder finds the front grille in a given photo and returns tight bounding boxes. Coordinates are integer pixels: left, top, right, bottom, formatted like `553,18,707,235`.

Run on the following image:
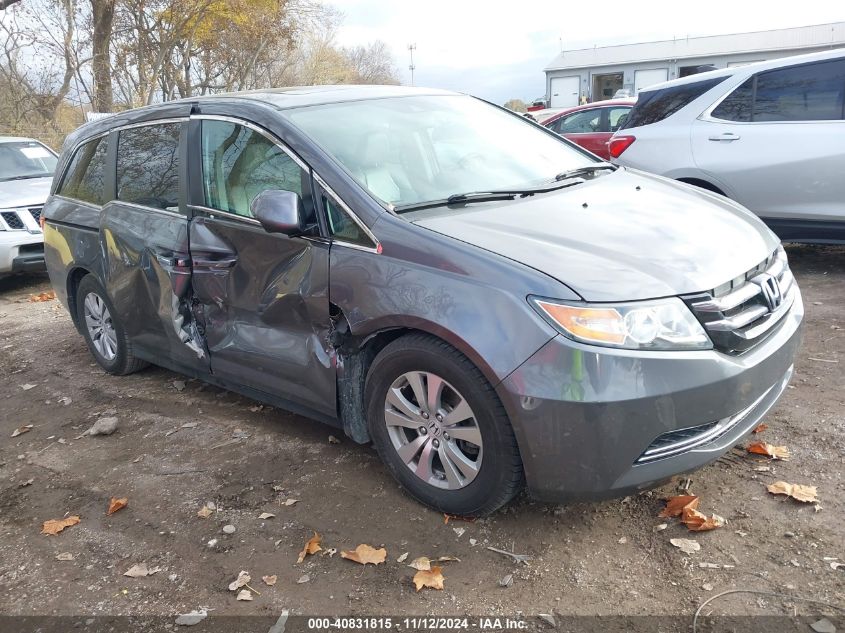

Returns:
28,206,43,225
1,211,25,230
684,248,795,354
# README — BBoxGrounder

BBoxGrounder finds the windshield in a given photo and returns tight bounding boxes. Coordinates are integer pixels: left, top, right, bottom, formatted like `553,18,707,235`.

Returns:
0,140,58,182
285,95,595,207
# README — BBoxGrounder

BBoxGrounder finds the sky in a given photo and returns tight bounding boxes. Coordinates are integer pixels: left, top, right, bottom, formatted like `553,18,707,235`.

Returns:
329,0,845,104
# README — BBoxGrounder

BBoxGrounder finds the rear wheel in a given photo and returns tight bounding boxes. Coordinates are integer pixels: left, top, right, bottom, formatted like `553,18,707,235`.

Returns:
365,334,523,516
76,275,147,375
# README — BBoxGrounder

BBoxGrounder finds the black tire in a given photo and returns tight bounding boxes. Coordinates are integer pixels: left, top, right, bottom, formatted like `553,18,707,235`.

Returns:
365,333,524,516
76,275,148,376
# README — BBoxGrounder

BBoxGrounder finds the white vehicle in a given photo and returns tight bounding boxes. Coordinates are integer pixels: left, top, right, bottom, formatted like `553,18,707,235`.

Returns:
0,137,57,275
608,49,845,243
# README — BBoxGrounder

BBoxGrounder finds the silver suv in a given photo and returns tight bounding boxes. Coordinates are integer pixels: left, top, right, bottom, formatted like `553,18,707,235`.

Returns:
0,136,58,275
609,49,845,243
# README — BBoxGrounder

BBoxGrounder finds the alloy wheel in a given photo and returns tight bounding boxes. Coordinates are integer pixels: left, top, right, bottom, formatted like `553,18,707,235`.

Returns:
384,371,482,490
83,292,118,361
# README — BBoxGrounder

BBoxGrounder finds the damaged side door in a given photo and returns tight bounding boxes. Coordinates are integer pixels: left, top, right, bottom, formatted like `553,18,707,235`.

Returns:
101,115,210,374
186,114,335,418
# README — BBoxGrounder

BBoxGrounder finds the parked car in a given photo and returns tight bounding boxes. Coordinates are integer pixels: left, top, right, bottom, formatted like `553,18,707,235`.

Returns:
0,136,57,275
44,86,802,515
542,99,636,159
608,49,845,243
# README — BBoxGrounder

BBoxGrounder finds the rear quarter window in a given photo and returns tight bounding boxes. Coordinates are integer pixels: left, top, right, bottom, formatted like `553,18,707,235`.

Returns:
620,77,728,129
56,136,109,206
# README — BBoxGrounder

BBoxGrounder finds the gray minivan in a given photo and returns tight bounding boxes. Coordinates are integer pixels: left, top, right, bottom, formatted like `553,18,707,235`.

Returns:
43,86,803,515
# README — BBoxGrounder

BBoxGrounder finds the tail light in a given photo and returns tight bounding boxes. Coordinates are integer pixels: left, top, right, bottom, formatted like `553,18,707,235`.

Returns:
608,135,636,159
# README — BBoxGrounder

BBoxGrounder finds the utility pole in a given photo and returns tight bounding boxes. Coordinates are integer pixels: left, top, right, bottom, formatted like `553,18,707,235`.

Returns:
408,44,416,86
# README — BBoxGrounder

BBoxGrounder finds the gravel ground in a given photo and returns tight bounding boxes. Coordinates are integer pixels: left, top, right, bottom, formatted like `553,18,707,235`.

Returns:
0,245,843,627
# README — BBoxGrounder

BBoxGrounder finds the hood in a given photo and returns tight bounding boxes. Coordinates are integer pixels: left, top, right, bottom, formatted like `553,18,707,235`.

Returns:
412,169,779,302
0,176,53,209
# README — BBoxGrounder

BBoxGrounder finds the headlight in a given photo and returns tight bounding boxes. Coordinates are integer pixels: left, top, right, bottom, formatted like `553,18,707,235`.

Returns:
530,296,712,350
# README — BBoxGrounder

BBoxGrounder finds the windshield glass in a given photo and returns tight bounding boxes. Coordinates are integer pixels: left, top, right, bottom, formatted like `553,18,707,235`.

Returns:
0,140,57,181
285,95,594,207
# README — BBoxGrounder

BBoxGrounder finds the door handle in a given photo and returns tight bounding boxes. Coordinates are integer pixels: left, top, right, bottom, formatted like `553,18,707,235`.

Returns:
708,132,741,141
192,256,238,270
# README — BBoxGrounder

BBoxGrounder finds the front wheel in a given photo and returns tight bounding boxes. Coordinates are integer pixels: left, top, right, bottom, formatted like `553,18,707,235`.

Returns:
365,334,524,516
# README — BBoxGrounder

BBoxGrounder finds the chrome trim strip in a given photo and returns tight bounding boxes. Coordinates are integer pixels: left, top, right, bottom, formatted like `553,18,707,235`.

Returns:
188,114,310,173
637,381,776,463
52,194,104,212
313,172,381,254
188,204,262,227
705,304,769,332
693,282,760,313
113,117,189,132
109,200,184,219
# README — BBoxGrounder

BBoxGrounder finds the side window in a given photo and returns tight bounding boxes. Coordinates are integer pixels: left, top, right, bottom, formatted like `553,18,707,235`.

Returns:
545,118,562,133
117,123,181,211
711,78,754,122
57,136,108,206
559,109,601,133
324,195,374,248
200,120,308,219
620,77,728,129
607,107,631,132
753,59,845,122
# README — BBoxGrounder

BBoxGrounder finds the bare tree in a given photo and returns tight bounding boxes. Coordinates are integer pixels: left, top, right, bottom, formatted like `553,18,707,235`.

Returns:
90,0,115,111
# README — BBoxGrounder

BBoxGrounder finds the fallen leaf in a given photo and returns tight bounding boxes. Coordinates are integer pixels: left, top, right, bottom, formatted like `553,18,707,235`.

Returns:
175,610,207,626
498,573,513,588
11,424,33,438
262,575,277,586
197,506,213,519
258,512,276,520
408,556,432,571
341,544,387,565
328,435,340,444
20,383,36,391
747,442,790,460
107,497,128,515
830,562,845,571
41,516,80,536
669,538,700,554
283,499,298,506
653,523,668,532
29,291,56,302
55,552,74,561
297,532,322,563
124,563,161,578
413,566,444,591
767,481,818,503
397,552,409,563
681,507,725,532
297,574,310,584
752,423,768,434
659,495,699,518
236,589,253,601
228,570,251,591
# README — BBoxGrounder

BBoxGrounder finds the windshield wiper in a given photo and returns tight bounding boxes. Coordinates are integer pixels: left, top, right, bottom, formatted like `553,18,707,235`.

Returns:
394,180,586,214
1,174,49,182
553,162,615,182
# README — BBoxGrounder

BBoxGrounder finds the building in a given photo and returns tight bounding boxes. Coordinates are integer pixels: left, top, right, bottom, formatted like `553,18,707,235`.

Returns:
543,22,845,107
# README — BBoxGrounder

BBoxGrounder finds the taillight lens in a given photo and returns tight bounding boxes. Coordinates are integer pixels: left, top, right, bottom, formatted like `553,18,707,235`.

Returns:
608,135,636,158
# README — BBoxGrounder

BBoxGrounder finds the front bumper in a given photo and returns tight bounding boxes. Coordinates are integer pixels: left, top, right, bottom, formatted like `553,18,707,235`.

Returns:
0,231,45,274
499,288,804,502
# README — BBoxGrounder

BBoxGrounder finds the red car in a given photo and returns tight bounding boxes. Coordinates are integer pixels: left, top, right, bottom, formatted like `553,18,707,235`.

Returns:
541,99,636,160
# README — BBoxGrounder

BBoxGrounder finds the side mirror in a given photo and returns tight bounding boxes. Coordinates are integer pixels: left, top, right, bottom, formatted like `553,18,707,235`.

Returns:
250,190,304,237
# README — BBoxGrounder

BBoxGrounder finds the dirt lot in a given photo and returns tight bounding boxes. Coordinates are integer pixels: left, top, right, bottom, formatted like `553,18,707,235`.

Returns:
1,245,843,626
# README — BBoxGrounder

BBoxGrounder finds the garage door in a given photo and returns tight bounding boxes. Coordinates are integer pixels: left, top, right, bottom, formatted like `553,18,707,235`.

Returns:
550,76,580,108
634,68,669,94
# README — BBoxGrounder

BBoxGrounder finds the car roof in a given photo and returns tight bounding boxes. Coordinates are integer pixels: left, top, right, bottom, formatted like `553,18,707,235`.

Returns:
192,85,459,109
0,136,41,144
543,98,636,124
641,47,845,93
